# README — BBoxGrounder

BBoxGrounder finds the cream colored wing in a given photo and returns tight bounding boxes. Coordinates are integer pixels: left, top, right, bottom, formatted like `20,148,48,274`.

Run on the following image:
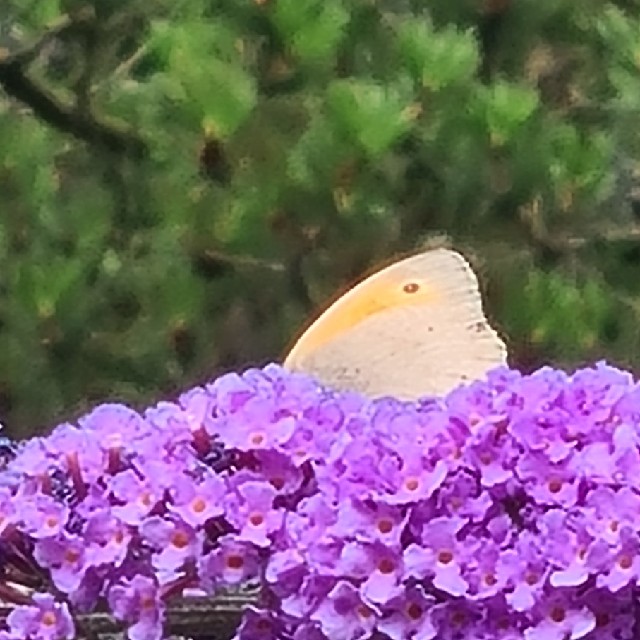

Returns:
284,248,507,399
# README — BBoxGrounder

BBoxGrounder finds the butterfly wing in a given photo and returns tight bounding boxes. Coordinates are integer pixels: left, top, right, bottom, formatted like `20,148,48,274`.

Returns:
284,248,507,399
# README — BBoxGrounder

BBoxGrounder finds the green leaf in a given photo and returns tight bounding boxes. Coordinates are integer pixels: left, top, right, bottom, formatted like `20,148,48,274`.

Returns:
162,21,257,135
397,19,479,90
200,61,257,136
479,81,539,145
273,0,349,65
544,123,611,196
326,79,414,158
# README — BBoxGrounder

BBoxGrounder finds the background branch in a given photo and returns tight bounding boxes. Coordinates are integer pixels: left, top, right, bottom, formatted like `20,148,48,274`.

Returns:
0,9,147,158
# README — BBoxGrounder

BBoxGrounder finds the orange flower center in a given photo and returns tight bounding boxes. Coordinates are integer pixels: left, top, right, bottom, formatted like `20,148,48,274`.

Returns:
226,554,244,569
525,571,539,585
250,433,265,446
191,497,207,514
618,554,633,570
404,478,419,492
172,530,189,549
64,549,80,564
249,513,264,527
270,477,285,490
41,611,57,627
438,550,454,565
357,605,372,619
406,603,422,620
255,619,271,632
378,558,395,574
377,518,393,534
547,478,563,494
484,573,497,586
451,611,466,626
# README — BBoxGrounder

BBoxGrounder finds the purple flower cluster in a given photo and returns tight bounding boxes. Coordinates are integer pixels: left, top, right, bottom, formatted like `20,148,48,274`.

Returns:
0,362,639,639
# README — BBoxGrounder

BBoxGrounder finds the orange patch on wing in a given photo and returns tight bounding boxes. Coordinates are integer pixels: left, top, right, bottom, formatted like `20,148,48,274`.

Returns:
289,276,438,360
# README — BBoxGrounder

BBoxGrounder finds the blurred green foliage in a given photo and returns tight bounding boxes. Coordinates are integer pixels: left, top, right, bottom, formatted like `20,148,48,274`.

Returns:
1,0,640,436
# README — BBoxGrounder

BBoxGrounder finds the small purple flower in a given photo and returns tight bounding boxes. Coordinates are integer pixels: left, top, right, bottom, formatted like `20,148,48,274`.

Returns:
463,428,516,488
6,593,74,640
564,363,631,428
335,541,403,604
577,442,616,484
285,493,339,550
108,575,165,640
252,449,305,495
140,515,202,577
280,574,335,620
509,413,576,463
18,492,69,539
495,534,548,612
479,596,528,640
34,533,88,594
525,593,595,640
79,403,148,441
212,387,296,452
83,509,131,568
177,385,214,431
168,471,226,527
403,517,470,597
540,509,593,588
226,480,284,547
464,539,507,600
108,469,165,525
44,422,105,485
208,372,256,413
329,499,407,550
200,534,261,590
319,433,385,501
592,526,640,592
310,579,379,640
437,471,493,523
8,436,49,476
234,606,283,640
265,548,306,596
377,452,448,505
610,423,640,485
578,587,635,640
425,599,481,640
376,585,436,640
0,488,17,534
516,452,578,507
582,485,640,544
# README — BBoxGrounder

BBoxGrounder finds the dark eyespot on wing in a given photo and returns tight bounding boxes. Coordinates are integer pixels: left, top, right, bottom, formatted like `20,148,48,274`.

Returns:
403,282,420,294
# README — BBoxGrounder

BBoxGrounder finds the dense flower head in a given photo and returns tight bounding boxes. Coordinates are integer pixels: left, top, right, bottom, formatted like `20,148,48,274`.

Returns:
0,361,639,638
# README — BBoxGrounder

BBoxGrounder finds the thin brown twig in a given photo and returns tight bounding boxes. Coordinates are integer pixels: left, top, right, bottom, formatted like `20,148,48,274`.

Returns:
0,8,148,159
110,44,149,82
0,8,94,67
199,249,286,273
